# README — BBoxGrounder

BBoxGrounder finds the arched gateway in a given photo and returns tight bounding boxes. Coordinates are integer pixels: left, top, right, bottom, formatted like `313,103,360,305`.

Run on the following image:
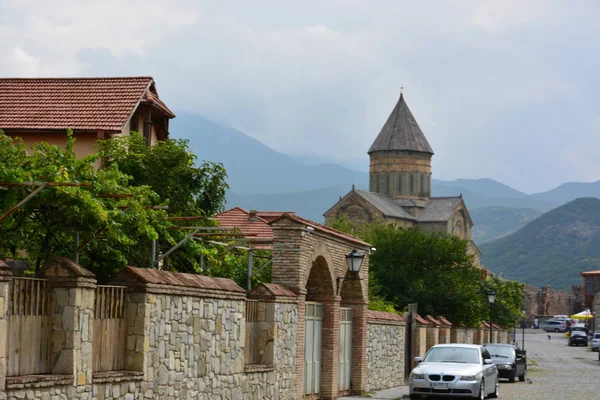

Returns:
270,215,371,399
216,208,371,399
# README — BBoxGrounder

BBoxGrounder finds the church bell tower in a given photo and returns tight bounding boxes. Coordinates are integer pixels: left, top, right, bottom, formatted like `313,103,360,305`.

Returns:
368,94,434,201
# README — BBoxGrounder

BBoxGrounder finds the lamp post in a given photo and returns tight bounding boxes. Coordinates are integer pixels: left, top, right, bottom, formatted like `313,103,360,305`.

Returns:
521,307,527,350
488,290,496,343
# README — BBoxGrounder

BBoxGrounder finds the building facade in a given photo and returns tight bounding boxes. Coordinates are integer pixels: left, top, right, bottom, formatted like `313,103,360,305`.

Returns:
0,77,175,158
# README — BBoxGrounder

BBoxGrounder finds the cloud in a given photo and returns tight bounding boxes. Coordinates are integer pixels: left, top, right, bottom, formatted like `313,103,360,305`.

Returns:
1,0,600,192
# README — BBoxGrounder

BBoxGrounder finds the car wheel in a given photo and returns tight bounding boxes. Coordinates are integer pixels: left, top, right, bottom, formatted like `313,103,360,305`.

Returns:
509,369,516,383
477,380,485,400
519,367,527,382
488,378,499,398
554,328,560,332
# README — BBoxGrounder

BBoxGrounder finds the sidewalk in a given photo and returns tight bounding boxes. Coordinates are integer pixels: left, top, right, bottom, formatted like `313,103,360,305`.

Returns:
337,386,409,399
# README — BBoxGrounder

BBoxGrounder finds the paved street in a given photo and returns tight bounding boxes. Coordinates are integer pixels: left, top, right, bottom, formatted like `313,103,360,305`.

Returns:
344,329,600,400
497,329,600,399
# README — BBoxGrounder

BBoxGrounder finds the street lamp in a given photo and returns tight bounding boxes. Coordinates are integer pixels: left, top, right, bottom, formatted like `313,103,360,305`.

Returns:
521,307,527,350
488,290,496,343
345,249,364,277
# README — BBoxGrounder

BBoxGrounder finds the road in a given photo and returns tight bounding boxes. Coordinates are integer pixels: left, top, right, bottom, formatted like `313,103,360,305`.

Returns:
498,329,600,399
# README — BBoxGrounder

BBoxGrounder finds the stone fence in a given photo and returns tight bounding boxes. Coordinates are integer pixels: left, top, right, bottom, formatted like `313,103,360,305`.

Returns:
0,259,298,400
0,258,514,399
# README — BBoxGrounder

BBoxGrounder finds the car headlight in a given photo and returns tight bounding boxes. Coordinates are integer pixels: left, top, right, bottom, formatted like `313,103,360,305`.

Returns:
460,375,478,381
411,373,425,380
498,364,512,370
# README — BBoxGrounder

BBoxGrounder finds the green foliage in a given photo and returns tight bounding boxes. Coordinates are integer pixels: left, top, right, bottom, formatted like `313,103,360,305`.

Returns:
0,130,166,278
0,130,260,285
100,133,228,216
480,198,600,290
333,217,525,327
485,275,525,328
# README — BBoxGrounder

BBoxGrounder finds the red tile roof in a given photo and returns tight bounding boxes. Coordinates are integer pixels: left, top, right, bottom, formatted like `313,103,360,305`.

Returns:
215,207,274,240
271,213,371,247
581,270,600,276
0,76,174,132
216,207,370,249
256,211,296,223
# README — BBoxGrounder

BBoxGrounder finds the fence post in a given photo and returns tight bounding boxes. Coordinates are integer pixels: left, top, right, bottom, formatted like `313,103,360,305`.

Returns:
0,261,12,391
41,258,96,387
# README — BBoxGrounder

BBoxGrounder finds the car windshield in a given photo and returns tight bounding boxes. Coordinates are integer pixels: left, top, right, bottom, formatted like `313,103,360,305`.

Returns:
484,344,514,358
572,326,586,332
423,347,480,364
594,333,600,339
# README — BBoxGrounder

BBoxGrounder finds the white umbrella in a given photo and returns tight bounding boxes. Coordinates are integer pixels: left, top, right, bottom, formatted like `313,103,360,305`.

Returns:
570,309,593,320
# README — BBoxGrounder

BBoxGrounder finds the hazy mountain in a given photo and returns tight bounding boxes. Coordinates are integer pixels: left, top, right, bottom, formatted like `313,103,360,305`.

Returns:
470,207,542,244
435,178,527,199
531,181,600,204
226,183,368,222
480,198,600,290
431,183,557,213
170,113,368,195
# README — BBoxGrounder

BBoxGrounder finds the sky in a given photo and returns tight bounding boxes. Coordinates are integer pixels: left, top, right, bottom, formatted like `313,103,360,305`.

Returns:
1,0,600,193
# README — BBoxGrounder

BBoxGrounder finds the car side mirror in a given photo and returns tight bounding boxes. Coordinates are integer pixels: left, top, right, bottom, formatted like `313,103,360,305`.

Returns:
414,357,423,363
484,358,494,365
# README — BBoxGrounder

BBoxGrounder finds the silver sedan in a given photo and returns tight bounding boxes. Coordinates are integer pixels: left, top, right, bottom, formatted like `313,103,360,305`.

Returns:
409,343,499,399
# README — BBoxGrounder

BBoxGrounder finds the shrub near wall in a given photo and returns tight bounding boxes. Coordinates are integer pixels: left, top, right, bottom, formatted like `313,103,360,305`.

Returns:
365,311,405,392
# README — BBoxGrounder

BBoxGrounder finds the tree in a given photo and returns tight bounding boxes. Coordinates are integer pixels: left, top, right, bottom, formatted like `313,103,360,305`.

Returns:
485,275,525,328
1,130,271,288
100,133,228,217
0,130,166,279
332,216,525,326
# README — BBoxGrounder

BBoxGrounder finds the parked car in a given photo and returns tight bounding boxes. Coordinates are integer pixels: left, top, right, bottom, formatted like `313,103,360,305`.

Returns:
568,323,589,346
409,344,499,399
539,320,567,332
591,331,600,351
483,343,527,383
569,330,588,346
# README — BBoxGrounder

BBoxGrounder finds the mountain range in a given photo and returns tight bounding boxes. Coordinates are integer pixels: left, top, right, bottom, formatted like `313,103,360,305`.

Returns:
480,198,600,291
170,113,600,245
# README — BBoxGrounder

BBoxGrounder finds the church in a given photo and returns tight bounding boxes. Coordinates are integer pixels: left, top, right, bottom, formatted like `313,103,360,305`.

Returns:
324,93,481,265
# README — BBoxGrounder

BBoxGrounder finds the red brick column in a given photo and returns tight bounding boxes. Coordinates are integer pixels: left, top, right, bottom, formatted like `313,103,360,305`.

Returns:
347,299,368,394
319,295,340,400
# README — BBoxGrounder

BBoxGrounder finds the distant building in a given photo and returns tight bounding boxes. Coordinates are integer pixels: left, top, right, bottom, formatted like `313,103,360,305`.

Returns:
324,94,480,265
0,76,175,158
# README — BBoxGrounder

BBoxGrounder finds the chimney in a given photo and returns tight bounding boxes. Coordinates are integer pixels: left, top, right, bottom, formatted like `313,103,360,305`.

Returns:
248,210,258,222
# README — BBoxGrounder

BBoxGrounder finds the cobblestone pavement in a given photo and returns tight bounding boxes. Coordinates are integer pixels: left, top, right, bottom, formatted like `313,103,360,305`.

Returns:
498,329,600,400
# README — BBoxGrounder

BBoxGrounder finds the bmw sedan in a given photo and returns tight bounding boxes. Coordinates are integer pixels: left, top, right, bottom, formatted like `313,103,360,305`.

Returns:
409,344,499,399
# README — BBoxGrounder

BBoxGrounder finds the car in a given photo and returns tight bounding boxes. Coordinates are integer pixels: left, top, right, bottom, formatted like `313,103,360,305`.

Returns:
569,330,588,346
409,343,499,399
591,332,600,351
568,323,589,346
483,343,527,383
539,320,567,332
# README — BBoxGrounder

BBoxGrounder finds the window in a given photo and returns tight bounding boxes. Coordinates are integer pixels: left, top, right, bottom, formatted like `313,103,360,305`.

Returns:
130,115,138,133
586,278,594,294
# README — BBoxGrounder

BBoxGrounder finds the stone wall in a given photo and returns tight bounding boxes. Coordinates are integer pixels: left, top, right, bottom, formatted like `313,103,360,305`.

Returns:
365,311,405,392
2,264,300,400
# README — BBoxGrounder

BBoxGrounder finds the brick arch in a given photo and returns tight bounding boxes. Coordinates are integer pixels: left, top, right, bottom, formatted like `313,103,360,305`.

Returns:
303,241,336,298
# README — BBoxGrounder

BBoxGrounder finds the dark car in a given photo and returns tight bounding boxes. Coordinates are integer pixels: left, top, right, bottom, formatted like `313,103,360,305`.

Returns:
483,343,527,383
568,323,589,346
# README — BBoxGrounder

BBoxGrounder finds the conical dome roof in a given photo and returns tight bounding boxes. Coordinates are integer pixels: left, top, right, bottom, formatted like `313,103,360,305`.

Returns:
368,94,434,155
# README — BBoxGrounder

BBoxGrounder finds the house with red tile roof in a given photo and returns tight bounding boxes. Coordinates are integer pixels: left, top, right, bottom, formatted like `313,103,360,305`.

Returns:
0,76,175,158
